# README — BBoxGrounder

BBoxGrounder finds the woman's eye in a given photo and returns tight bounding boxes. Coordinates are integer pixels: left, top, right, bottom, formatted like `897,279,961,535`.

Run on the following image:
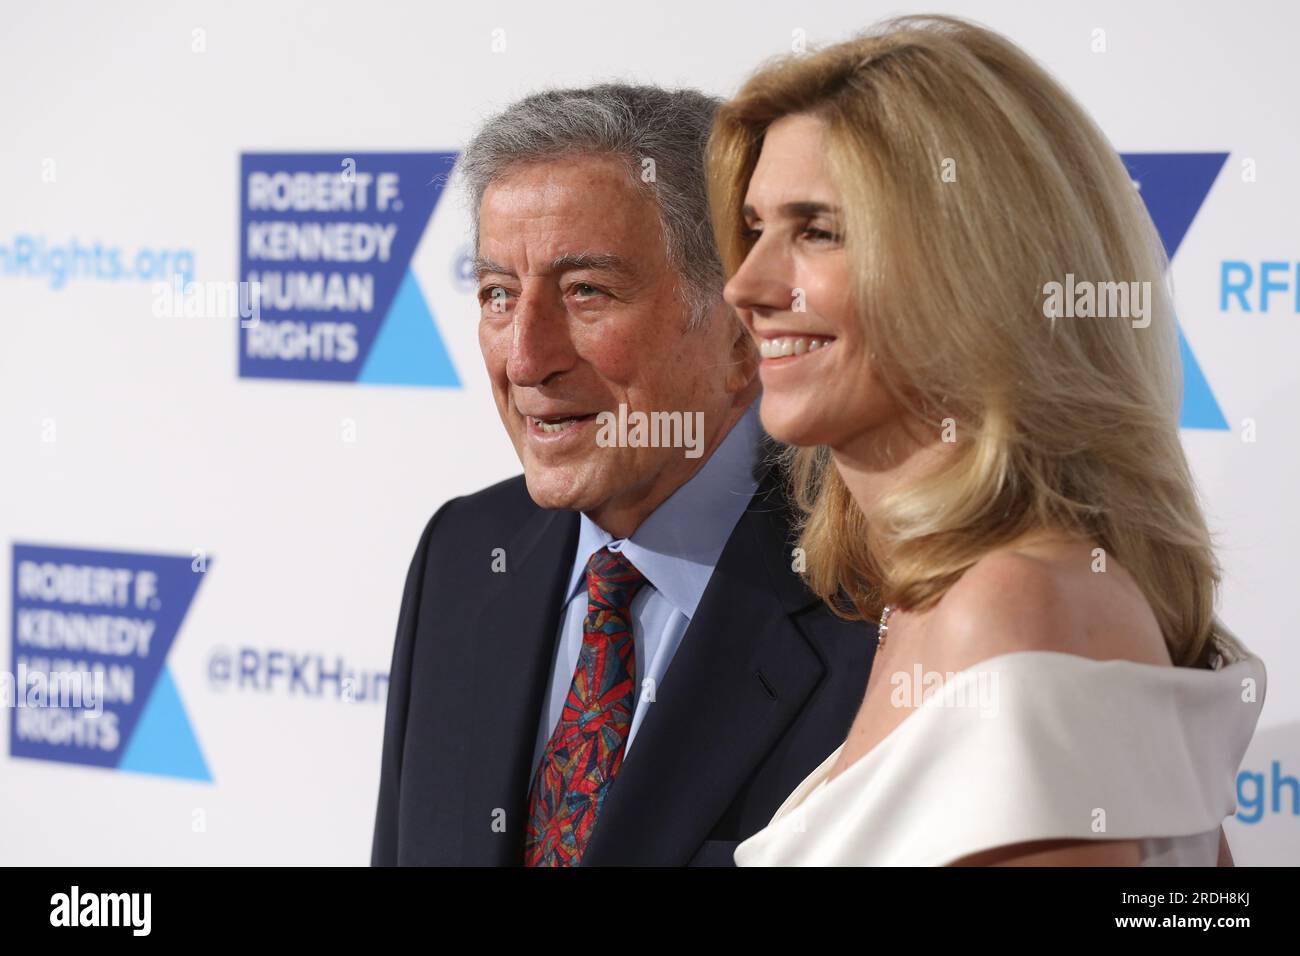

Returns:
802,227,841,243
741,226,762,241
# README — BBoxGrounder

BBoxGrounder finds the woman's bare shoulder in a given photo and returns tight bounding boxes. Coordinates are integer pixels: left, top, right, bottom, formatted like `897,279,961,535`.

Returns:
922,534,1172,674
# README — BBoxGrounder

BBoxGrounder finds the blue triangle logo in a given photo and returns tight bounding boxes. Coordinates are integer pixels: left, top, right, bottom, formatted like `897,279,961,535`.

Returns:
1176,324,1228,430
359,269,461,387
1121,153,1230,431
119,666,212,782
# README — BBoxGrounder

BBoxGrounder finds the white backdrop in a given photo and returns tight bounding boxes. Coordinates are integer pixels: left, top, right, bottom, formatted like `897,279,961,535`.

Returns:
1,0,1296,865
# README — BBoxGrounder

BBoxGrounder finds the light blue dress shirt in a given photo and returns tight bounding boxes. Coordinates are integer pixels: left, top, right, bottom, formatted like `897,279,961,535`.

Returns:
529,398,764,774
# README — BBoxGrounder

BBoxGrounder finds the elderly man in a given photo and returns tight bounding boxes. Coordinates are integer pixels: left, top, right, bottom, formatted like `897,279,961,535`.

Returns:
370,84,875,866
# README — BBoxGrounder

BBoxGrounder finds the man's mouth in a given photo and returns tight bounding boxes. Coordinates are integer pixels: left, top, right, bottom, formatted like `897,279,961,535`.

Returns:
526,413,598,435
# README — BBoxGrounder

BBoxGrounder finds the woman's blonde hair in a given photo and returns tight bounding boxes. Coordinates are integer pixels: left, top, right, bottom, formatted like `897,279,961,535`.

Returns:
707,14,1228,667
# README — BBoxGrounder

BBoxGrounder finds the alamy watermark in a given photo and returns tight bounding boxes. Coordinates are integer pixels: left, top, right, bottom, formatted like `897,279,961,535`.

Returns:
0,663,105,715
890,664,1000,717
595,403,705,459
152,275,262,327
1042,273,1151,329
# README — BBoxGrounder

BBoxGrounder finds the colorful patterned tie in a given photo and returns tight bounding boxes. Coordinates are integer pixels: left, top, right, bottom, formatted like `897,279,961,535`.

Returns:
524,546,648,866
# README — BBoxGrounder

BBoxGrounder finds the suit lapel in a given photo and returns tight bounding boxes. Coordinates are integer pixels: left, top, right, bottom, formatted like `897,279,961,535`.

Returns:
460,504,579,864
580,468,828,865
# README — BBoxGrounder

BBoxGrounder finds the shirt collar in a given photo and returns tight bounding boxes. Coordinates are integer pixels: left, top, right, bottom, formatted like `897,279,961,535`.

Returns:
564,397,763,620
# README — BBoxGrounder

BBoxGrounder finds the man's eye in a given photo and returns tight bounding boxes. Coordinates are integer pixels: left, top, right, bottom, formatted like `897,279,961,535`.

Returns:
571,282,603,298
480,286,512,311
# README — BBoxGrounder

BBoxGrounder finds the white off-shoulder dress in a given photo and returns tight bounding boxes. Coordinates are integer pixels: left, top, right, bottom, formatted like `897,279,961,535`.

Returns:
734,635,1266,866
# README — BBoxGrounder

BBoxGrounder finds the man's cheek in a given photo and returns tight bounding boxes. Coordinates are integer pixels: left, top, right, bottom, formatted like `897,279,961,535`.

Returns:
577,335,642,381
479,322,509,363
495,392,514,430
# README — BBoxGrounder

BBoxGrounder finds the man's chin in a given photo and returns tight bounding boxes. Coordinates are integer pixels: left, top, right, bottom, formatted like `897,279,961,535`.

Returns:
522,468,604,513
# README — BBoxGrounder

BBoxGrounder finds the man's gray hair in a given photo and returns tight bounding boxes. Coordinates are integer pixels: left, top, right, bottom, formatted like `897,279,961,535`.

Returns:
456,83,726,328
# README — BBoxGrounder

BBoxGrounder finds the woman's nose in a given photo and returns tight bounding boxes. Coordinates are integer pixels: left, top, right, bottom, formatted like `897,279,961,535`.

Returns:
724,237,790,316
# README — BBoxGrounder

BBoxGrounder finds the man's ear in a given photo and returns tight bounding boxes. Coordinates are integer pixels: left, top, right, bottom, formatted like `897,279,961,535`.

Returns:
720,304,759,395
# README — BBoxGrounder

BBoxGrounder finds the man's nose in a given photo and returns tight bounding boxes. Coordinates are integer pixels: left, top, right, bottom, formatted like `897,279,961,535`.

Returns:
505,290,576,388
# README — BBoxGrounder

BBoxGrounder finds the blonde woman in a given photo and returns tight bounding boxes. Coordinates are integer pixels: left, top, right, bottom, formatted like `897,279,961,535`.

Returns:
709,15,1266,866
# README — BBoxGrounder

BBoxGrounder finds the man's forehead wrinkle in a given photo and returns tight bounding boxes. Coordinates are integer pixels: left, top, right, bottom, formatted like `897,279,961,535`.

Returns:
474,248,640,282
475,165,658,285
490,160,638,214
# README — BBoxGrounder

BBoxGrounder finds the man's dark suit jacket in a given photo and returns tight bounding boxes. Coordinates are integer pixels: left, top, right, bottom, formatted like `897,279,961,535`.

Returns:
370,460,877,866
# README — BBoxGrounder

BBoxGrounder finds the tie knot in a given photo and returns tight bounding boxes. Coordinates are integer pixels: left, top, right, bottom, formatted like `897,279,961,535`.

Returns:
585,546,647,614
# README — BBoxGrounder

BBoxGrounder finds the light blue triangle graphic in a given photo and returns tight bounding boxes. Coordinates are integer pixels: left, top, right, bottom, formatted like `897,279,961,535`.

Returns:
1177,325,1229,430
119,666,212,782
359,269,461,387
1121,153,1230,432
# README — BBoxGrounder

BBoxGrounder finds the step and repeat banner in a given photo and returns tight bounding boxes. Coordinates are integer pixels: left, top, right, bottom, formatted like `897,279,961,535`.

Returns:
2,0,1296,864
